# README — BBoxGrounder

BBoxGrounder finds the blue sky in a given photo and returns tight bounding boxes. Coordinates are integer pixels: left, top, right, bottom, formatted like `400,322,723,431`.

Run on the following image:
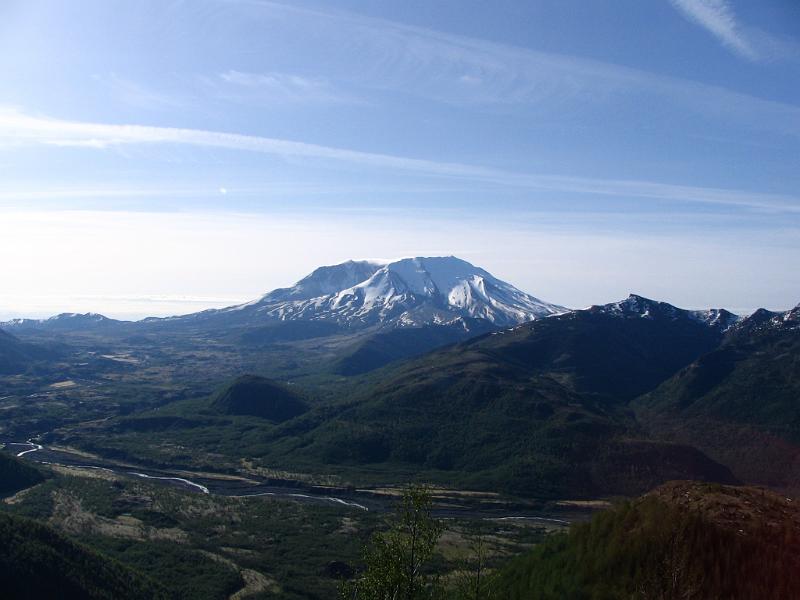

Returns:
0,0,798,319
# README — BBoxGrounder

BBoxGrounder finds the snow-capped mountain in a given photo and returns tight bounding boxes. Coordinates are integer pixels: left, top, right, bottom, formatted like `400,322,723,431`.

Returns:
3,312,122,331
178,256,566,329
588,294,741,331
732,303,800,334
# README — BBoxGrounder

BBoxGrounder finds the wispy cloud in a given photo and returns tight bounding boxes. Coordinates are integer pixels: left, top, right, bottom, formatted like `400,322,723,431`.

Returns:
215,1,800,138
669,0,757,60
1,107,797,213
98,74,187,110
218,70,360,105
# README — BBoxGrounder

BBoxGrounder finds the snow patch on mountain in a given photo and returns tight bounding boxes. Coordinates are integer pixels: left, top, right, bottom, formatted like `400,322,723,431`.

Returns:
590,294,740,331
734,304,800,333
250,257,566,327
261,260,383,303
3,312,120,330
689,308,740,331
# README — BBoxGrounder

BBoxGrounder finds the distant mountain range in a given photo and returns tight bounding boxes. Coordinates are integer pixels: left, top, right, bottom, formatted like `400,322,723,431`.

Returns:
2,312,116,331
6,256,792,338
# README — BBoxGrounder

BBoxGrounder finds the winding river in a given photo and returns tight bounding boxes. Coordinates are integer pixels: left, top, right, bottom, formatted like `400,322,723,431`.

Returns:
2,439,579,523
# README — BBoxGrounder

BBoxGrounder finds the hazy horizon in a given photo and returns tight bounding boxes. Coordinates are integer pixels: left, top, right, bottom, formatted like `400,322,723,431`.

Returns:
0,243,791,321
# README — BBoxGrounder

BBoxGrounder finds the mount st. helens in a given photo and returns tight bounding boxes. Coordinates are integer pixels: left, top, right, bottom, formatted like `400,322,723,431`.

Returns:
153,256,567,330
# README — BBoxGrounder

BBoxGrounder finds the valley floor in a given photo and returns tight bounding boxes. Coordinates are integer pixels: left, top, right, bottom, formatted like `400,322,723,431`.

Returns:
1,452,571,599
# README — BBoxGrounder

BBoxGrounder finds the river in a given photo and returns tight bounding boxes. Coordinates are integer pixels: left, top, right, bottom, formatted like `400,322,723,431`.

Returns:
2,439,579,523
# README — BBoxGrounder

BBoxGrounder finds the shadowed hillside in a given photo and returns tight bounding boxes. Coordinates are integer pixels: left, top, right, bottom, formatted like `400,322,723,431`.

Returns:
637,304,800,492
334,318,497,375
0,453,44,496
211,374,309,422
0,512,166,599
496,481,800,600
0,328,60,374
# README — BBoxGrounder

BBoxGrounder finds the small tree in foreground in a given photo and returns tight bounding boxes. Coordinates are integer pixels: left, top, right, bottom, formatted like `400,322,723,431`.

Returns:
341,485,444,600
449,534,498,600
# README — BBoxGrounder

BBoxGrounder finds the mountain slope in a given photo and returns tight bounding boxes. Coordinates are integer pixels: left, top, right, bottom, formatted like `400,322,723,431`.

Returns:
0,328,29,373
496,481,800,600
0,512,166,600
261,260,383,302
333,317,498,375
636,303,800,492
0,327,60,374
259,295,737,497
462,294,734,400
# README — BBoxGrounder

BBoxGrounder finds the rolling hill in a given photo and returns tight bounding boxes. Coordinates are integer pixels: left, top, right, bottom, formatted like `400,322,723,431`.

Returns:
495,481,800,600
210,375,309,422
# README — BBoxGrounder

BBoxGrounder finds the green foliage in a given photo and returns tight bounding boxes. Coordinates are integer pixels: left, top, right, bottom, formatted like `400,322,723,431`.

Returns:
447,534,500,600
4,473,378,599
342,485,445,600
0,452,45,496
637,322,800,489
0,512,166,599
16,296,751,501
334,320,495,376
86,538,243,600
494,493,800,600
210,374,309,422
231,306,735,498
